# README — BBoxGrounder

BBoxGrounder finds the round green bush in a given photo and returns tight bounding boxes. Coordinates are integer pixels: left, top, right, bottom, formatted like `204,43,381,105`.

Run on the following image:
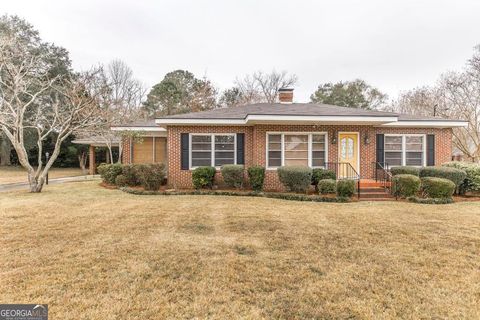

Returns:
121,164,141,186
442,162,480,193
192,166,216,189
97,163,123,184
390,166,420,176
392,174,421,198
277,166,313,193
247,166,265,192
336,179,356,198
221,164,244,188
115,174,128,187
137,163,166,191
318,179,336,194
311,168,336,186
421,177,455,199
419,166,466,191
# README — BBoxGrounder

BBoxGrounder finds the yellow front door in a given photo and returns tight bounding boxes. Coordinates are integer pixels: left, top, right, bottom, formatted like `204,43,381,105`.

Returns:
338,133,359,178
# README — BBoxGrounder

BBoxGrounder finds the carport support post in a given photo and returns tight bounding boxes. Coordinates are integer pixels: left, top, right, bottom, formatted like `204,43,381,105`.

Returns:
89,145,96,175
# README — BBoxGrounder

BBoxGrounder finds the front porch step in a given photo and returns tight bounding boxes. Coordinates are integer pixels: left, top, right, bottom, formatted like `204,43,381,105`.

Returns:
358,185,393,201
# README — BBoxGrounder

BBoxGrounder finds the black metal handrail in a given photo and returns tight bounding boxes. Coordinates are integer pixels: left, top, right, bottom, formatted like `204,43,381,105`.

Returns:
371,161,393,194
325,162,361,199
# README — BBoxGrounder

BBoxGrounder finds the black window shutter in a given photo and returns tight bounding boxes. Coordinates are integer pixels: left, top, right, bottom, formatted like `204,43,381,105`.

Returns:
376,134,384,165
427,134,435,166
181,133,189,170
236,133,245,165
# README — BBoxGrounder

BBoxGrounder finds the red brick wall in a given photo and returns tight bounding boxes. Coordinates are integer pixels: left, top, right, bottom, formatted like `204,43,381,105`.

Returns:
167,126,254,189
162,125,452,190
121,137,131,164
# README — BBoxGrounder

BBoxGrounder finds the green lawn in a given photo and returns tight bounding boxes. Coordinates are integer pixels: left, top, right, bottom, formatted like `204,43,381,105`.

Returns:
0,181,479,319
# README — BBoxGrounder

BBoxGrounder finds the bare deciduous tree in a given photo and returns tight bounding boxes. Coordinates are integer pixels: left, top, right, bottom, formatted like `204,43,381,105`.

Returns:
389,46,480,161
220,70,298,107
0,34,104,192
84,60,146,163
253,70,298,103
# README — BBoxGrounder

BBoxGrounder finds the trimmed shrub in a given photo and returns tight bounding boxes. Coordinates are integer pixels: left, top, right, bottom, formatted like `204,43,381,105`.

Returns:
443,161,480,193
192,166,216,189
122,164,141,186
97,163,123,184
407,196,454,204
419,166,466,192
137,163,166,191
311,168,336,186
248,166,265,192
421,177,455,199
392,174,421,198
318,179,337,194
221,165,244,188
115,174,128,187
337,179,356,198
277,166,313,193
390,166,420,176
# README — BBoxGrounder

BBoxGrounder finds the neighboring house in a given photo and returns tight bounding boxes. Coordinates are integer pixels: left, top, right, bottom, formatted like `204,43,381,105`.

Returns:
112,88,468,191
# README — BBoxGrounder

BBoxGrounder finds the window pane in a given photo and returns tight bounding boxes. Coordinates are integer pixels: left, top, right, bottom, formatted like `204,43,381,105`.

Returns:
268,135,282,167
406,152,423,166
285,159,308,166
385,136,402,151
191,135,212,167
192,158,212,167
214,135,235,166
405,136,424,166
312,134,326,167
284,135,308,166
385,151,402,166
192,135,211,143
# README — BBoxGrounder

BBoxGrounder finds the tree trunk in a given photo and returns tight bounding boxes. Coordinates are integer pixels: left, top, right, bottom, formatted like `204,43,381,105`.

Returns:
28,171,45,193
0,134,12,166
78,152,87,175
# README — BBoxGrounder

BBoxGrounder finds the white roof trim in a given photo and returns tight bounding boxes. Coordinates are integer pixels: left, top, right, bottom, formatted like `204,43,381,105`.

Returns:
111,126,166,132
379,121,468,128
155,115,399,125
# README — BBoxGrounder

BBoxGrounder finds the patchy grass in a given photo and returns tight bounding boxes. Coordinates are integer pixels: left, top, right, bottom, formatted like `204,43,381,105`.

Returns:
0,166,85,184
0,182,479,319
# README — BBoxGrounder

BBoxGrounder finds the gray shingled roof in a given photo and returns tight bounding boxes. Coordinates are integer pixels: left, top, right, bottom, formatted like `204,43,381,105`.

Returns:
157,103,460,122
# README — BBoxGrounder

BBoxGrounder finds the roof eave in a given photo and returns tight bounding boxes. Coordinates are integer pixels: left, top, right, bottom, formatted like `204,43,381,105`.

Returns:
155,115,399,126
378,120,469,128
111,126,166,132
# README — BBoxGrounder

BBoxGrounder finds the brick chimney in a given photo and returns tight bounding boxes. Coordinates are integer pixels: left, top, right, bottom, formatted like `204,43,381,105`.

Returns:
278,87,294,104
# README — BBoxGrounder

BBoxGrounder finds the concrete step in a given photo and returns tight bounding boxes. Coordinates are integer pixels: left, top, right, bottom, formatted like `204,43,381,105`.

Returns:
359,197,395,201
360,193,393,199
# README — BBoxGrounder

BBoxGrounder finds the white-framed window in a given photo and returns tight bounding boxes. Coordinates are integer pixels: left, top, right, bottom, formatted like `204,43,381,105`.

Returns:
384,134,426,167
267,132,328,169
190,134,236,168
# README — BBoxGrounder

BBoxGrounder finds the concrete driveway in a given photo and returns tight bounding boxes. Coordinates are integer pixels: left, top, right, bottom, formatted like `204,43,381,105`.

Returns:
0,175,100,192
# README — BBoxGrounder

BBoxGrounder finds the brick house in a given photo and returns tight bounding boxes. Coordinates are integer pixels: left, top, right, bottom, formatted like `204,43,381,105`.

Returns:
113,88,467,191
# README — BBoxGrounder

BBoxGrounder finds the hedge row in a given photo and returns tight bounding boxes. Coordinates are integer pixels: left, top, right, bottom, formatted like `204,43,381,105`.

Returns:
120,187,350,203
98,163,166,191
442,161,480,193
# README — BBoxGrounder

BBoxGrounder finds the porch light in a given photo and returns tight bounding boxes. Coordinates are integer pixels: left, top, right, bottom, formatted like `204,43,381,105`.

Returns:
364,133,370,145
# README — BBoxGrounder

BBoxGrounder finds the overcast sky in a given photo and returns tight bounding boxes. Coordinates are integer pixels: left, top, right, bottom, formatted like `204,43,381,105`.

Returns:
3,0,480,102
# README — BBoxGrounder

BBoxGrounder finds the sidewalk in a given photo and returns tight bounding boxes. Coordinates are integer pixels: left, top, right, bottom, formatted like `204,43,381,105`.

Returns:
0,175,101,192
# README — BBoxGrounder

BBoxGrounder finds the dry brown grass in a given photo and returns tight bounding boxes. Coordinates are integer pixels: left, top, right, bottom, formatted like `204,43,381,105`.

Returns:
0,167,84,184
1,181,479,319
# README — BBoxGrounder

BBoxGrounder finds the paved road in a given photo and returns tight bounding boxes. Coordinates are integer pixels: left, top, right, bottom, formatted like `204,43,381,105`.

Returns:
0,175,101,192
